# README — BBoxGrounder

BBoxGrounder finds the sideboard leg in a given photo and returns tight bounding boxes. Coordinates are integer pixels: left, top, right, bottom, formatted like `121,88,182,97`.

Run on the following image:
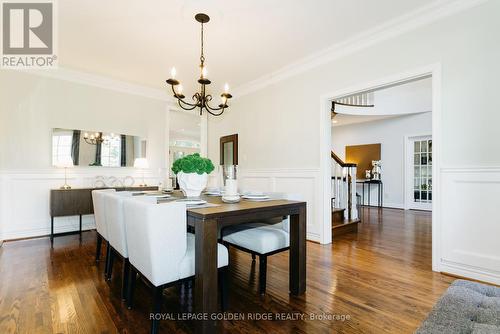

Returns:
50,216,54,245
79,215,83,242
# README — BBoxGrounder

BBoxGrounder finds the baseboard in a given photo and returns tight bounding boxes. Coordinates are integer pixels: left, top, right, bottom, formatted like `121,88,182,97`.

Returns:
3,222,96,241
440,259,500,286
306,232,321,243
382,202,405,209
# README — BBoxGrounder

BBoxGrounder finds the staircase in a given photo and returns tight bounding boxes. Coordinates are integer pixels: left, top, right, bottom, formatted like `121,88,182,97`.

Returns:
331,151,361,237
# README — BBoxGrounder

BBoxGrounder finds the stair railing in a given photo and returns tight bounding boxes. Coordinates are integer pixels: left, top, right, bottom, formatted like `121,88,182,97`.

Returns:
331,151,358,221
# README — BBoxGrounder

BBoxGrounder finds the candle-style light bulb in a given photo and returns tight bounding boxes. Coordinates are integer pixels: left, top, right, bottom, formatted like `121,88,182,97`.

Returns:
201,66,208,78
221,95,227,105
84,132,88,138
177,84,183,94
170,67,176,79
224,83,229,93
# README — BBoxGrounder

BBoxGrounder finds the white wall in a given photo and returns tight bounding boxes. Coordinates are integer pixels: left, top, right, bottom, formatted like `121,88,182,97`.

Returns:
332,112,432,208
0,71,169,240
208,1,500,284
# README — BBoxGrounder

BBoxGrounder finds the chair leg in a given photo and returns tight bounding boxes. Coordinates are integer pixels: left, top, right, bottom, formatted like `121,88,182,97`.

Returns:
219,267,229,311
122,258,130,301
151,286,163,334
106,248,115,281
259,255,267,295
104,241,111,276
95,234,102,263
126,267,136,309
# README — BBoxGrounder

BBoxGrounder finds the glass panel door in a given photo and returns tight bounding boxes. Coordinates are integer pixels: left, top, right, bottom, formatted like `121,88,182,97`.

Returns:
408,136,432,210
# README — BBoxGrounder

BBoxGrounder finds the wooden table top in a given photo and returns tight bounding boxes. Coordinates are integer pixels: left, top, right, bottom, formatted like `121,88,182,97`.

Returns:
187,195,305,219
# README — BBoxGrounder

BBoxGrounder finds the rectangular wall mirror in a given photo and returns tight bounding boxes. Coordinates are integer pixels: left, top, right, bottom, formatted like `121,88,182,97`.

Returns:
52,128,147,167
220,134,238,165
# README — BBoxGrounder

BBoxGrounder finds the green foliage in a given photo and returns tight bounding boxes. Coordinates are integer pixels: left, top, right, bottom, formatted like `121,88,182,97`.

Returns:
171,153,215,175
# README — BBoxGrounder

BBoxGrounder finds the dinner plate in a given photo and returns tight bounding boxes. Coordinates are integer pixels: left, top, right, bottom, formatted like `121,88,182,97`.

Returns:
176,199,207,206
204,191,223,196
242,194,270,200
145,194,171,199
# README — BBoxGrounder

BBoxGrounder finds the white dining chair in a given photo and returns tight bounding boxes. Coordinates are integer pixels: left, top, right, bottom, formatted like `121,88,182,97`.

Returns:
222,192,302,295
91,188,116,276
123,199,229,334
102,191,135,300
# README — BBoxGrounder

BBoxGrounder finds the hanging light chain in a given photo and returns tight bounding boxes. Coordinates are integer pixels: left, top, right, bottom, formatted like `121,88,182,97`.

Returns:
200,22,205,65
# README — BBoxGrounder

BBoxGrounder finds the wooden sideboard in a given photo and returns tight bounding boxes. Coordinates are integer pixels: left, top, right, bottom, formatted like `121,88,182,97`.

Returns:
49,186,158,243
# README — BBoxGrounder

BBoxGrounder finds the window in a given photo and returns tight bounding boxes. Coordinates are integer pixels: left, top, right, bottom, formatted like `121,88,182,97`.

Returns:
100,136,121,167
52,131,73,166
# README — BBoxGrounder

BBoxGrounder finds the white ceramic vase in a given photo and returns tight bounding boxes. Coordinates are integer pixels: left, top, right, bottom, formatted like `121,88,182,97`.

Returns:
177,172,208,198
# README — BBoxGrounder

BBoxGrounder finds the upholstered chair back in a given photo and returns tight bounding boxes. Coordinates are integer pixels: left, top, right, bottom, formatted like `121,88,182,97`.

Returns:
123,199,187,286
103,191,133,258
266,192,303,232
91,189,116,239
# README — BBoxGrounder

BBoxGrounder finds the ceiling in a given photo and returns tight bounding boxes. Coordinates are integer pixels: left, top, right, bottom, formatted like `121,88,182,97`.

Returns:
58,0,441,94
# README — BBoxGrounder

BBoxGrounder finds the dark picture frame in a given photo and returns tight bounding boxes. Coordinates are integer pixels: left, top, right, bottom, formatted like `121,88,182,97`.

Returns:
220,134,238,165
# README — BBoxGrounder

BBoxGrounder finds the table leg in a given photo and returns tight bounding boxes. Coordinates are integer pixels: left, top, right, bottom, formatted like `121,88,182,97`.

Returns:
289,203,306,295
362,183,365,206
381,183,384,208
379,184,382,208
368,183,371,207
194,218,218,334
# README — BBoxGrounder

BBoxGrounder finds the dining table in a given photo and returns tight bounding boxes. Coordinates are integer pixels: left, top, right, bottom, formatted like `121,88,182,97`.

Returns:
181,193,307,333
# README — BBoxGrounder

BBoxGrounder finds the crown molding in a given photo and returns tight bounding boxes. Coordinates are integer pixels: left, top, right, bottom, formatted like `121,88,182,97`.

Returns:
233,0,490,98
16,67,175,103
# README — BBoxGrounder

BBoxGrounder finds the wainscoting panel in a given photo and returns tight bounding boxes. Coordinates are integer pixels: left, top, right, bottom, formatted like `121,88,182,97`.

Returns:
439,167,500,285
0,169,162,240
238,168,322,242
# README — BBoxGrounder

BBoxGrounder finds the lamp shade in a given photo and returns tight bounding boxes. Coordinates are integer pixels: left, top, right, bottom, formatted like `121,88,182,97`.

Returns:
55,156,74,168
134,158,149,169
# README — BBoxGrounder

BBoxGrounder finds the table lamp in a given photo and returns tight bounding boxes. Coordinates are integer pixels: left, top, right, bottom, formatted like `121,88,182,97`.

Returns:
134,158,149,186
56,156,74,189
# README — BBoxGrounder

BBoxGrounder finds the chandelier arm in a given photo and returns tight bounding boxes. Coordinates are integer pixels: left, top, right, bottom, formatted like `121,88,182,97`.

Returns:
204,100,226,116
169,84,199,107
204,100,223,111
177,98,198,111
205,108,225,116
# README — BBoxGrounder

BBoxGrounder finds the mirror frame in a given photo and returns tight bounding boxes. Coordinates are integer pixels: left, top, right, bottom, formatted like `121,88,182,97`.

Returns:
220,134,238,165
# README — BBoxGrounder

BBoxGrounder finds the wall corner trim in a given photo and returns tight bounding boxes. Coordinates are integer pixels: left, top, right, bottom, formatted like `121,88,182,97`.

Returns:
16,67,176,103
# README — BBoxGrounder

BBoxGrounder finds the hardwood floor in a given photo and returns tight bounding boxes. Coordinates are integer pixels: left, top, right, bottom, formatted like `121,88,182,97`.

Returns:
0,207,454,333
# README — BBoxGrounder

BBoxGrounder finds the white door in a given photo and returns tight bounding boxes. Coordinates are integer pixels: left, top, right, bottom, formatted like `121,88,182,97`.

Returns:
406,135,432,211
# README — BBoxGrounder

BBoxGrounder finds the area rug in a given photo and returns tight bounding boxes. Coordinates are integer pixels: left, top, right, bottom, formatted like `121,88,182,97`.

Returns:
416,279,500,334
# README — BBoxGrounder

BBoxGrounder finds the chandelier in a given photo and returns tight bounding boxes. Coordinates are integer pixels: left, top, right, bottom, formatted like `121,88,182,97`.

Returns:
166,13,232,116
83,132,115,145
